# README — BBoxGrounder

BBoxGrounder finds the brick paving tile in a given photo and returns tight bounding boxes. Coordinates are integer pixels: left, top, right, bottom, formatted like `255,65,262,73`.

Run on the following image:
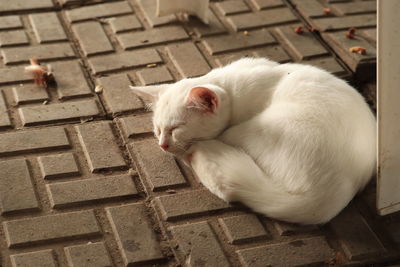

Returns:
153,189,231,221
252,46,291,63
109,15,143,33
76,121,127,172
12,84,49,104
50,61,93,99
0,16,23,30
166,42,211,78
47,174,138,208
312,14,377,32
97,74,143,115
249,0,285,10
0,159,39,214
362,28,377,44
0,67,32,85
272,221,318,236
331,1,376,16
18,99,101,126
291,0,329,18
10,249,56,267
72,21,114,56
215,46,291,67
329,204,386,260
302,57,348,77
38,152,80,179
3,210,100,247
0,127,69,156
215,0,251,15
117,26,189,50
129,138,187,191
214,52,252,67
273,26,329,60
106,203,164,265
237,236,335,266
137,66,174,85
29,13,68,43
0,31,29,47
66,1,133,22
323,31,376,74
1,43,76,65
136,0,177,27
0,91,11,128
0,0,54,14
116,113,153,137
218,214,269,244
190,8,227,37
65,242,112,267
226,8,298,31
170,221,231,267
203,29,277,55
88,49,162,74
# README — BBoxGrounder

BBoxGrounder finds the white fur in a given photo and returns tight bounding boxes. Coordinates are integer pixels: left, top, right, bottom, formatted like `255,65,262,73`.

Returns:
130,58,376,224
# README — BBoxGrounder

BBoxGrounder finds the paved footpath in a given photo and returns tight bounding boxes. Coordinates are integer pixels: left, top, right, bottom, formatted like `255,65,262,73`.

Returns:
0,0,397,266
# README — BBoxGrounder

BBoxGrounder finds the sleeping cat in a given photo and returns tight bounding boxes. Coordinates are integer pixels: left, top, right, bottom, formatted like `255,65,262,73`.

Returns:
130,58,376,224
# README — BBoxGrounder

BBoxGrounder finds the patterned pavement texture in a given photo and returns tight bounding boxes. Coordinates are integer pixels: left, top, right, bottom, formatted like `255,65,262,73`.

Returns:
0,0,398,266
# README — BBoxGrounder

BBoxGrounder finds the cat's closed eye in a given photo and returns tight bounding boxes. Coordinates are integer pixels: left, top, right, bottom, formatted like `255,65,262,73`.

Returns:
169,123,186,135
169,126,178,134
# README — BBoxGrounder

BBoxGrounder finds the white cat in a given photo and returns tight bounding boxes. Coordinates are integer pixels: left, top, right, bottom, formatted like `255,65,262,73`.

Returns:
130,58,376,224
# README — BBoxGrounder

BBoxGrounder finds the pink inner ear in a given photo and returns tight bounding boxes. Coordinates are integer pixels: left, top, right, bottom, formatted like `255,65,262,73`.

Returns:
188,87,218,113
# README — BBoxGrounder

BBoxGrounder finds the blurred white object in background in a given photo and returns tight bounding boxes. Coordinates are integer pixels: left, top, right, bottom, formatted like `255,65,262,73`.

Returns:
156,0,209,24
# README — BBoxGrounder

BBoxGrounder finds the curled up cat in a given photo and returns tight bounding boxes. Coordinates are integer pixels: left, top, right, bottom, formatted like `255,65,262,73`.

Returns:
130,58,376,224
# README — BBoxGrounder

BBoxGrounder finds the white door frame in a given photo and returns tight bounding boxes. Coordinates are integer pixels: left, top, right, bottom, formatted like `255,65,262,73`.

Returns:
377,0,400,215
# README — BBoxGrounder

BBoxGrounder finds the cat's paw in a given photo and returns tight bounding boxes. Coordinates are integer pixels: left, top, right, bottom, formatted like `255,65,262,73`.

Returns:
185,140,218,167
180,144,196,167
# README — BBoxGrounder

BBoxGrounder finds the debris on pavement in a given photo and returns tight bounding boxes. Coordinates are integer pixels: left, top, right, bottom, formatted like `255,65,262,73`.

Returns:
349,46,367,55
294,26,304,34
308,27,320,33
156,0,209,24
345,27,356,39
95,84,103,93
25,58,55,88
323,8,331,15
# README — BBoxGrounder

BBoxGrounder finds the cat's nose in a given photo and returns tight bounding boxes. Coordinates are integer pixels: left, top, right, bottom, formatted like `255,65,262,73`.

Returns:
160,144,169,151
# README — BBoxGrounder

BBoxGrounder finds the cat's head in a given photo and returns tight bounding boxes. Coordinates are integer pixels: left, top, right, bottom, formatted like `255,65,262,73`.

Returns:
130,79,230,155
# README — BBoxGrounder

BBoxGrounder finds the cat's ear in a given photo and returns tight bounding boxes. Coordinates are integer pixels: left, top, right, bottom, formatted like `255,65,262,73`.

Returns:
129,84,169,101
186,87,218,113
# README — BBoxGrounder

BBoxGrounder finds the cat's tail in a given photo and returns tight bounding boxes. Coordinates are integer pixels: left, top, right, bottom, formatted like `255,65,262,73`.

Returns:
219,149,353,224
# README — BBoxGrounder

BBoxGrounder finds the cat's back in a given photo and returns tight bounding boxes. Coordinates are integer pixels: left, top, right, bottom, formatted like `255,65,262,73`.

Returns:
272,63,365,108
206,57,279,83
270,62,376,185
